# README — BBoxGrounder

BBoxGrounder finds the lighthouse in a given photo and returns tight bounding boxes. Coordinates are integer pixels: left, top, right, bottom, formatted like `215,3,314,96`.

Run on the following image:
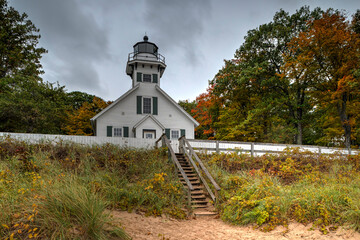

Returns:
91,36,199,139
126,35,166,87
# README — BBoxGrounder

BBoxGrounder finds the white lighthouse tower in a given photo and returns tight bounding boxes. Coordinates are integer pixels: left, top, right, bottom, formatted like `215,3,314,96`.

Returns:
91,36,199,139
126,35,166,87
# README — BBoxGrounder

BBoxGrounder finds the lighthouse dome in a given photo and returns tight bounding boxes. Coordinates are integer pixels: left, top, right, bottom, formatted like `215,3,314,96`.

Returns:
133,35,158,55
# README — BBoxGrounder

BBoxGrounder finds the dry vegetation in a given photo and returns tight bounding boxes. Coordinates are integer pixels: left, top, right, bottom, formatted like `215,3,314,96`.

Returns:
0,138,186,239
204,148,360,233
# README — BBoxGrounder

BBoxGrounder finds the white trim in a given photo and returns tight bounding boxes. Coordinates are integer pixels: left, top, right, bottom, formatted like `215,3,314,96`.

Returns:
113,127,122,137
171,129,180,139
133,115,165,130
142,96,152,114
155,85,199,127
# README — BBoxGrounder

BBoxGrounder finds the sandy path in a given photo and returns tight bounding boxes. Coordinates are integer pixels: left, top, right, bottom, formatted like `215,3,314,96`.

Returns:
111,211,360,240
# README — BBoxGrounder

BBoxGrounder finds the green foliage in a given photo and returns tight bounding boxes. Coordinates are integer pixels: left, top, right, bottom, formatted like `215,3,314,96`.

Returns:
0,138,186,239
0,0,47,78
204,149,360,233
188,6,360,147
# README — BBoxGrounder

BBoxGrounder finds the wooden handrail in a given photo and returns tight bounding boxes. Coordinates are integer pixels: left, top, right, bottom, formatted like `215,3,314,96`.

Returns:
179,136,221,202
183,147,216,201
156,134,194,191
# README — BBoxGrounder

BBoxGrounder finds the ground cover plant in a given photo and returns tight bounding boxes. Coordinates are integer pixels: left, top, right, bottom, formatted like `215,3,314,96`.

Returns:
0,138,186,239
204,148,360,233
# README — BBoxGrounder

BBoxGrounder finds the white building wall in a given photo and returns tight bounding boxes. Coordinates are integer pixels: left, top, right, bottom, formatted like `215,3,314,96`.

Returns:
96,83,196,139
134,117,163,139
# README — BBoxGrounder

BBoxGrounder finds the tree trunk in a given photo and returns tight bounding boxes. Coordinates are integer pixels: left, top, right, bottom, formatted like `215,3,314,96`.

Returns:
337,93,351,149
297,121,303,145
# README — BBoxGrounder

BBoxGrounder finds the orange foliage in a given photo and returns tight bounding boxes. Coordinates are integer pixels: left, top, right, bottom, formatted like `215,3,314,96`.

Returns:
63,97,111,136
191,85,219,139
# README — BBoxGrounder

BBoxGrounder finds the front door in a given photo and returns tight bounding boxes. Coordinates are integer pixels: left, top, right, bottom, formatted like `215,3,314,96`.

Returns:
143,130,156,139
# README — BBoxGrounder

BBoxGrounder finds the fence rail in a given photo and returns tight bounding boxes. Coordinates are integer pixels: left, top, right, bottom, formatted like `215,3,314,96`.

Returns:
0,132,155,149
1,132,358,156
186,139,358,156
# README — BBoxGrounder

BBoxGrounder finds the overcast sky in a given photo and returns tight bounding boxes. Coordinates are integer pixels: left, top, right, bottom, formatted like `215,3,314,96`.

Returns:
9,0,360,102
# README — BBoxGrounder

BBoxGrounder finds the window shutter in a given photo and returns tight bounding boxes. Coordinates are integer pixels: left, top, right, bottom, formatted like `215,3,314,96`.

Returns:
137,96,142,114
152,97,158,115
137,72,142,82
107,126,113,137
152,74,158,83
123,127,129,138
165,129,170,139
181,129,186,137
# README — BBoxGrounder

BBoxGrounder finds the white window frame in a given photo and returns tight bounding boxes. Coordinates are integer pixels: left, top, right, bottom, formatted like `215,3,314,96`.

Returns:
143,97,152,114
171,129,180,139
113,127,122,137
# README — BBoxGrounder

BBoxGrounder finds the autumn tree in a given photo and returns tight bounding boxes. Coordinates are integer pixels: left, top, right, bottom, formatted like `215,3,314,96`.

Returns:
287,11,360,148
63,97,110,135
190,85,220,139
211,6,322,144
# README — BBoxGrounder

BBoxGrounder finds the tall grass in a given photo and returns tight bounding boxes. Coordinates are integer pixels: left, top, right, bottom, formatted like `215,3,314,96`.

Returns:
0,138,185,239
204,149,360,233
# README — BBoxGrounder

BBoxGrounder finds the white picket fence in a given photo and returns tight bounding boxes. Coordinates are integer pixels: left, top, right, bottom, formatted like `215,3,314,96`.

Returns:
1,132,358,156
186,139,359,156
0,132,156,149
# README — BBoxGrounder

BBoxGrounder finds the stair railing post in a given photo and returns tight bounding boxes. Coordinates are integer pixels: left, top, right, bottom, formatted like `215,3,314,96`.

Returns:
179,136,184,154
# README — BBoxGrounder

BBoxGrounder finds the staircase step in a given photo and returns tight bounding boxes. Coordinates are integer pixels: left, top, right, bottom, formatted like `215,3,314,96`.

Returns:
191,194,207,199
194,211,218,217
179,173,197,177
192,200,208,204
179,177,198,181
192,204,209,208
191,190,206,195
185,185,204,190
181,180,201,184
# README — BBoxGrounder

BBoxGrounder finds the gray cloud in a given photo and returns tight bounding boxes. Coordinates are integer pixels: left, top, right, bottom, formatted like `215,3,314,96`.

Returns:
144,0,211,66
11,0,110,94
7,0,360,102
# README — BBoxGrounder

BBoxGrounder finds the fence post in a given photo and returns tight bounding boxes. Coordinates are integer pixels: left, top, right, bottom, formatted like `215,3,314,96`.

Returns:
348,147,352,155
251,143,254,157
216,141,219,154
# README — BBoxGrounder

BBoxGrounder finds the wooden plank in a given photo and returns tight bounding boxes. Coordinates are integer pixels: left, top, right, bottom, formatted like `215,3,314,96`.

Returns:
184,139,221,191
164,137,194,191
182,146,216,202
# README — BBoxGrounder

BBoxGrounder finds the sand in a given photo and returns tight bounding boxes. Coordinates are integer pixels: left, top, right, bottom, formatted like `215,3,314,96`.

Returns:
111,211,360,240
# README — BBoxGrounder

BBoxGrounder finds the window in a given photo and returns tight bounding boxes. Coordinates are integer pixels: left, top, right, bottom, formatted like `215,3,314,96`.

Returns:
143,74,151,82
114,127,122,137
171,130,179,139
143,97,151,114
143,130,156,139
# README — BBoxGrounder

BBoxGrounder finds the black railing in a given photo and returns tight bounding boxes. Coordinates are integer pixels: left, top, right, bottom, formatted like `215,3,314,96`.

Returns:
128,52,165,64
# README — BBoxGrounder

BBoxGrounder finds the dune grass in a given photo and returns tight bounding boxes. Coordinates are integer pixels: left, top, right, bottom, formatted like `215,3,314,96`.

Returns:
0,138,186,239
204,148,360,233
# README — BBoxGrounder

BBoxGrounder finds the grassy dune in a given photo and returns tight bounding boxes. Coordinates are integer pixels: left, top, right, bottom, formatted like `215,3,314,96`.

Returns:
0,138,186,239
204,149,360,233
1,137,360,239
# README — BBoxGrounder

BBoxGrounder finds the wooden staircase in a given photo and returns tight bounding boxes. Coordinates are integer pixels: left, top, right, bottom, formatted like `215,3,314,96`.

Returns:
156,134,220,217
176,153,216,215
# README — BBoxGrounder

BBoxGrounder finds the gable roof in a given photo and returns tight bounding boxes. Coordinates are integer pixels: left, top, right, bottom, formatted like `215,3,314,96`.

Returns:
90,84,199,128
133,114,165,130
90,84,140,122
155,85,199,127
